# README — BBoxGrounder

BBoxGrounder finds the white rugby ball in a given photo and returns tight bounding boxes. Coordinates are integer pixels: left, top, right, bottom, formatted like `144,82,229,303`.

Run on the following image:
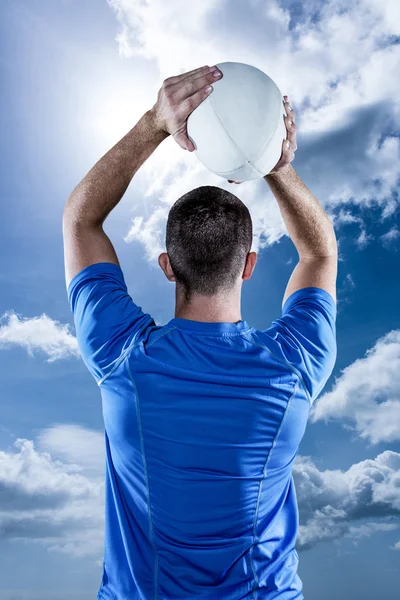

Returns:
187,62,286,181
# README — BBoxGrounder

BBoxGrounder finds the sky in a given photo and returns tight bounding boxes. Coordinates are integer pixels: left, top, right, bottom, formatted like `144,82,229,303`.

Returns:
0,0,399,598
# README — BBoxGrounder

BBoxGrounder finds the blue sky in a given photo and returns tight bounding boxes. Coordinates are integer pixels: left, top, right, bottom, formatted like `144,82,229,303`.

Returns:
1,0,400,598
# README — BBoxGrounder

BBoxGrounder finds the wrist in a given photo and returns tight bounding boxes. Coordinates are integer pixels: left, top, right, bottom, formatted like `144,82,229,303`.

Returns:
265,163,293,180
147,106,170,142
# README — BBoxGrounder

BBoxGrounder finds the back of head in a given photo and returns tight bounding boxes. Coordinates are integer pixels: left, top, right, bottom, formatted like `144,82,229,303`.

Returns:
166,186,253,304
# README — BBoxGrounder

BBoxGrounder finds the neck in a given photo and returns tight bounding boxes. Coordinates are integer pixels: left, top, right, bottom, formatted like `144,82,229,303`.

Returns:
174,286,242,323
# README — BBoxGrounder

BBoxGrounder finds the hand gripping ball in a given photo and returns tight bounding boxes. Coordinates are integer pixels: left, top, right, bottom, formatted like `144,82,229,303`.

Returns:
187,62,286,181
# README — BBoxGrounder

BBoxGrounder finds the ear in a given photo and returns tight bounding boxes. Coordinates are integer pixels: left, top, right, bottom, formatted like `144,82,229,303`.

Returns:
242,252,257,281
158,252,176,282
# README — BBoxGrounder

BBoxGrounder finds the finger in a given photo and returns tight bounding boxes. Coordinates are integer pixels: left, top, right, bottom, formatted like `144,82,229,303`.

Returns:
269,139,295,174
288,129,297,151
165,65,209,86
171,119,196,151
280,139,290,161
283,95,295,122
284,115,297,148
173,70,222,102
178,84,216,121
282,139,295,162
182,64,221,82
284,116,297,151
173,129,195,152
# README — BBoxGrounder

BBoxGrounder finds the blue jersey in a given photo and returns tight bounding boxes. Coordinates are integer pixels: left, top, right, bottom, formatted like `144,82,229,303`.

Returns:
68,262,337,600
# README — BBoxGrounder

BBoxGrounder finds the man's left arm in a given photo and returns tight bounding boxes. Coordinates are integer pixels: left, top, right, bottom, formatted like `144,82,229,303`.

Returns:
62,109,169,287
63,64,221,285
63,64,222,383
63,110,171,385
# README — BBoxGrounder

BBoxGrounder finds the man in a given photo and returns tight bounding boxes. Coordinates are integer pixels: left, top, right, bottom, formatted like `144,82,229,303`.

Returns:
63,64,337,600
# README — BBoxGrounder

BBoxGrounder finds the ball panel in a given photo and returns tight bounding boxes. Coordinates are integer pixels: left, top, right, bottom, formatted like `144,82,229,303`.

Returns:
211,62,283,162
187,94,246,174
252,102,287,176
213,161,262,181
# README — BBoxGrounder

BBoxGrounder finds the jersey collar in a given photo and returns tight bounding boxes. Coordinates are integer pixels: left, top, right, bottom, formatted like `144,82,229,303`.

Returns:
168,318,250,334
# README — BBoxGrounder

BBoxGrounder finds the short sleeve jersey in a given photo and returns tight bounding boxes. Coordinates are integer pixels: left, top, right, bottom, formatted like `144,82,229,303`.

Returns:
68,262,337,600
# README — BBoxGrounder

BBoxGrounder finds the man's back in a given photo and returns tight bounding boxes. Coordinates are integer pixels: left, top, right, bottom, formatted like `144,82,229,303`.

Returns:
62,66,338,598
68,262,336,600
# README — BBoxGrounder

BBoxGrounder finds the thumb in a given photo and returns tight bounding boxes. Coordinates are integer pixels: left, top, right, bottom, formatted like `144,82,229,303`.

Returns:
173,130,195,152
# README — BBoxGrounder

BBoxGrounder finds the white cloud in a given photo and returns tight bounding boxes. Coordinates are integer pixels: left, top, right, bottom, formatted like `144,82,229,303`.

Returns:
356,228,373,250
381,226,400,249
333,209,363,227
348,521,399,542
108,0,219,66
294,450,400,550
332,209,375,253
0,311,79,362
310,330,400,444
37,425,104,476
124,203,170,262
344,273,355,289
106,0,400,262
326,133,400,219
0,434,104,560
337,272,356,309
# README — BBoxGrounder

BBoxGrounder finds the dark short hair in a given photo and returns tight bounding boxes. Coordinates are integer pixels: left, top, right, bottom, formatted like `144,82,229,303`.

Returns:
165,185,253,303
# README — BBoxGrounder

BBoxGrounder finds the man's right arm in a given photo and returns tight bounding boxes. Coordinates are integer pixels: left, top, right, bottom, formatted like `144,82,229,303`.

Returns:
264,162,338,308
263,163,338,404
259,97,338,404
264,94,337,307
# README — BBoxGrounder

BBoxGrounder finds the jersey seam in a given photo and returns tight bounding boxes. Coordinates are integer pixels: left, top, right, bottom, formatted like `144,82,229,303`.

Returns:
97,339,141,386
97,326,177,386
241,330,312,404
249,378,299,598
145,326,177,348
126,359,159,600
97,591,117,600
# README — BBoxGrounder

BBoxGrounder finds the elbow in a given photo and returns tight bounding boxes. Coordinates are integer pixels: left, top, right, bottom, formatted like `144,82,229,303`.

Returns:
299,234,338,260
63,191,80,222
63,195,102,230
328,228,338,256
318,222,338,258
63,202,81,232
63,203,74,232
323,233,338,258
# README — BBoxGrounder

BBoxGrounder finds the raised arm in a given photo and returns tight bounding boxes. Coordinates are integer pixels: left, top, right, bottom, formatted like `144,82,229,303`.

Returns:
63,65,224,384
264,97,338,307
63,64,223,288
229,96,338,403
